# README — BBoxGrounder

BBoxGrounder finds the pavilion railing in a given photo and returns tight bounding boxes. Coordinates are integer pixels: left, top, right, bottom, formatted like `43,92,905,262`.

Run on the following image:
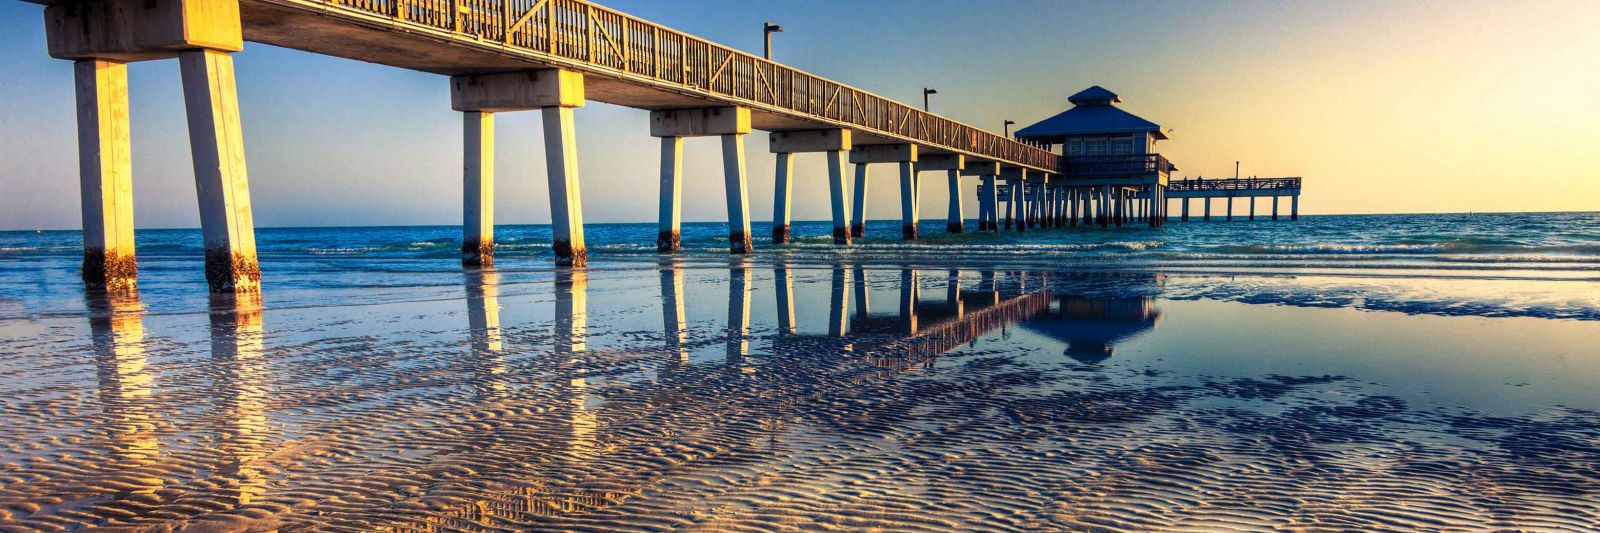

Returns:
315,0,1059,171
1061,154,1172,178
1167,177,1302,192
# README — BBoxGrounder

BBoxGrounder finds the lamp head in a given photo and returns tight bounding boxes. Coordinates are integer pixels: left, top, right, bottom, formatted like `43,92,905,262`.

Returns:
765,22,785,33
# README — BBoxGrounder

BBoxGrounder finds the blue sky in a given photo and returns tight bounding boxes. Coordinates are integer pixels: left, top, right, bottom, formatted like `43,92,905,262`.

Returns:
2,0,1596,229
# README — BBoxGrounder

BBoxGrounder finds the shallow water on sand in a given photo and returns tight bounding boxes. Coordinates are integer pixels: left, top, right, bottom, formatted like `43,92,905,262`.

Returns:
1,257,1597,531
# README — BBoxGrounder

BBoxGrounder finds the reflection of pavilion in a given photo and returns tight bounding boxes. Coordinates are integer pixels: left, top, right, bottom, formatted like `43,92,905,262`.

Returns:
1023,296,1162,364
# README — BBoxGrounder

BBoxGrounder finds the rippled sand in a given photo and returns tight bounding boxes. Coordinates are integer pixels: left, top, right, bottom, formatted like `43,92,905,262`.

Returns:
0,265,1596,532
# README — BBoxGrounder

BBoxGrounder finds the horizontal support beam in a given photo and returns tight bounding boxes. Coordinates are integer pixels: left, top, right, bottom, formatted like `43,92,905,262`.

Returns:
451,69,585,112
769,128,851,153
44,0,244,60
650,106,751,137
848,143,917,164
917,154,963,171
960,161,1001,176
1000,166,1028,181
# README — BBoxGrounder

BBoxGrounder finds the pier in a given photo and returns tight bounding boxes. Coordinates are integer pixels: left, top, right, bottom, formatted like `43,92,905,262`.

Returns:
32,0,1058,292
28,0,1300,294
1166,177,1302,221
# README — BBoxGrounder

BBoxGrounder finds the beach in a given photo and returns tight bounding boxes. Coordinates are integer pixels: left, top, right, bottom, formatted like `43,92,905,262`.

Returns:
1,212,1598,531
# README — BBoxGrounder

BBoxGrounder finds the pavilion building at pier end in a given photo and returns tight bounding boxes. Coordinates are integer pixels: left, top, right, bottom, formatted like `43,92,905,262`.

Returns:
1014,86,1177,227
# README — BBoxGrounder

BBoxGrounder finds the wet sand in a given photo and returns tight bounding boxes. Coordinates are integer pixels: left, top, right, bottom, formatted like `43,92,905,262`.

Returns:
0,261,1597,531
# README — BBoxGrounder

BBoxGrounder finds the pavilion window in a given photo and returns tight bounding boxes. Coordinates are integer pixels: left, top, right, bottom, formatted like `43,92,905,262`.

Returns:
1085,139,1107,156
1110,136,1132,155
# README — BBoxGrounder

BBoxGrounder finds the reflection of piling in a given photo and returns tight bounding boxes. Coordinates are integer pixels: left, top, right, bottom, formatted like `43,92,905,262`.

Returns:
466,269,506,398
660,265,687,362
898,269,919,334
208,291,269,507
727,265,752,360
555,269,588,354
828,267,850,337
946,269,964,318
775,264,795,335
87,290,162,495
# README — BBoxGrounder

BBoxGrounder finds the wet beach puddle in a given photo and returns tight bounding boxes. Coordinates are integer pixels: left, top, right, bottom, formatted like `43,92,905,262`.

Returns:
0,263,1597,531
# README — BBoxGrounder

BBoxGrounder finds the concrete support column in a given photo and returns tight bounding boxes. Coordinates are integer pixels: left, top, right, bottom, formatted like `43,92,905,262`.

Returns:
1031,184,1042,228
1292,195,1300,221
462,111,495,265
1068,188,1079,227
1182,197,1190,221
981,175,999,231
1250,196,1256,221
1226,195,1234,221
1204,197,1211,221
453,69,586,266
826,150,852,244
1098,187,1110,228
721,133,753,253
770,129,851,245
180,49,259,293
771,151,793,244
656,136,684,252
975,179,990,230
1273,195,1280,221
1011,181,1026,232
851,163,869,237
543,105,587,266
946,169,964,233
76,59,137,292
898,161,918,239
1148,187,1159,228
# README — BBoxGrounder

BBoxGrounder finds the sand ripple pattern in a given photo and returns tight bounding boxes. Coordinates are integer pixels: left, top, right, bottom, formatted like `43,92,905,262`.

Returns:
0,274,1596,532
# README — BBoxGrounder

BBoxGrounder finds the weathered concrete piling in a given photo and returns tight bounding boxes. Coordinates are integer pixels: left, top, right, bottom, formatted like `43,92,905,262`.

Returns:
768,129,853,245
452,69,588,266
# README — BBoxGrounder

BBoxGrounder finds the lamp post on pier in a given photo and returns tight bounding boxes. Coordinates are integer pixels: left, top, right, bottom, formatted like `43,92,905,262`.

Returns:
1003,119,1016,138
923,88,938,111
763,22,784,60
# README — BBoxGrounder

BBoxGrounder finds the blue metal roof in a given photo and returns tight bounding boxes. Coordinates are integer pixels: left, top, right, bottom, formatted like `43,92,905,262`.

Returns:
1015,86,1167,141
1068,85,1120,104
1014,105,1166,139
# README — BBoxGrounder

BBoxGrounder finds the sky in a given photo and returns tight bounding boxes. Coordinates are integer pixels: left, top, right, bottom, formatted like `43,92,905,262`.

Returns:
1,0,1597,230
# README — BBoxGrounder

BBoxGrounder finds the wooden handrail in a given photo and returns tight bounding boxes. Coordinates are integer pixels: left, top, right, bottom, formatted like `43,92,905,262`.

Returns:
319,0,1057,172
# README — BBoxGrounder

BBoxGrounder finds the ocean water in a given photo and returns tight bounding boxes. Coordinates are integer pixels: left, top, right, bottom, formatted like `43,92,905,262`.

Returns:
0,213,1597,531
3,211,1598,319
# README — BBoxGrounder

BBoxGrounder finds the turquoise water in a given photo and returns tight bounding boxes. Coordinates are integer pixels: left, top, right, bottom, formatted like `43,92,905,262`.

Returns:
3,212,1598,319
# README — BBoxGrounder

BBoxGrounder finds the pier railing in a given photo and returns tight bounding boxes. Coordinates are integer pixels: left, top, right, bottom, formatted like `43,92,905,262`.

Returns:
317,0,1058,172
1167,177,1301,192
1061,154,1172,178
